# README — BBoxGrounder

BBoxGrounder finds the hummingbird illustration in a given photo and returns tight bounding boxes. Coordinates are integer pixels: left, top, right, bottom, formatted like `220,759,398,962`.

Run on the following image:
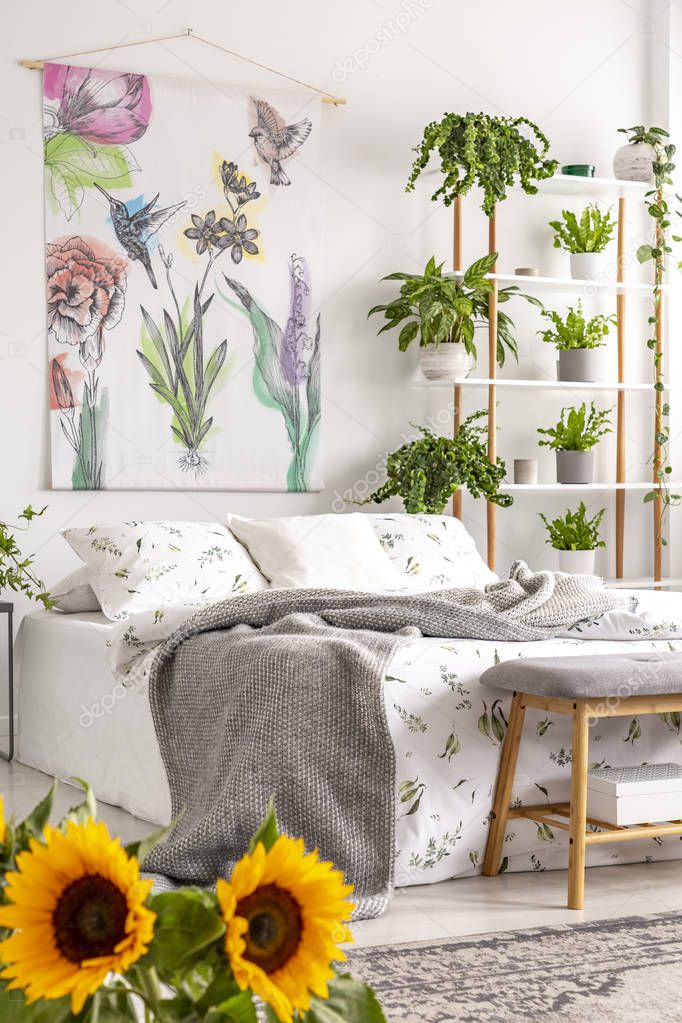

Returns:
94,184,186,289
248,99,312,187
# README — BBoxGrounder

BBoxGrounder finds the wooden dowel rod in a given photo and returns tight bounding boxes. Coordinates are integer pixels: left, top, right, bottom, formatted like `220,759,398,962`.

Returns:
616,196,626,578
653,192,665,584
487,207,498,571
586,821,682,843
453,197,463,519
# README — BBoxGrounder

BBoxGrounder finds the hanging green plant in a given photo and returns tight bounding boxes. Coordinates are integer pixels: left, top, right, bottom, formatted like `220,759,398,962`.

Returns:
406,112,557,216
619,125,682,540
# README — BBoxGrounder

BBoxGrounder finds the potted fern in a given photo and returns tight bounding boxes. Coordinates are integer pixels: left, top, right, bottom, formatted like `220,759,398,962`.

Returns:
549,204,615,280
359,410,512,513
540,502,605,575
368,254,540,382
537,402,612,484
406,112,557,216
539,300,616,382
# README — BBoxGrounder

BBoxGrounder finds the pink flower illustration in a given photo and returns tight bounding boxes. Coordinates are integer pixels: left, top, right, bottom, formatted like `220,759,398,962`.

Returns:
44,63,152,145
47,236,127,359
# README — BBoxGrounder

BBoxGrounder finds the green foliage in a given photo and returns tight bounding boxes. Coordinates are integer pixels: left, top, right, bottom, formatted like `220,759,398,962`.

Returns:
619,124,682,527
44,132,136,222
368,254,542,368
360,411,512,514
0,506,53,609
405,112,557,216
549,204,615,254
539,502,606,552
537,402,612,452
538,300,615,351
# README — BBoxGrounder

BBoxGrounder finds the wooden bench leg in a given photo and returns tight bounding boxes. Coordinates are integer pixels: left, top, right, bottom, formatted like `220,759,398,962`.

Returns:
483,692,526,876
567,700,589,909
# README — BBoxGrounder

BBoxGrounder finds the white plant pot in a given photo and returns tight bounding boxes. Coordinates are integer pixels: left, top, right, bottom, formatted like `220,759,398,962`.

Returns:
613,141,656,183
558,548,596,575
569,252,606,281
419,344,473,382
558,348,599,383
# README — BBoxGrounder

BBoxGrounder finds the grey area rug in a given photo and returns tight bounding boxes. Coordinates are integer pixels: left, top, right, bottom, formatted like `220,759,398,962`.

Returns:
346,912,682,1022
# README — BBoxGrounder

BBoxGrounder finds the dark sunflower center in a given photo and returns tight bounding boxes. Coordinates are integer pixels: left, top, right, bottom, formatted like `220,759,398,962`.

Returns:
236,884,303,974
53,874,128,964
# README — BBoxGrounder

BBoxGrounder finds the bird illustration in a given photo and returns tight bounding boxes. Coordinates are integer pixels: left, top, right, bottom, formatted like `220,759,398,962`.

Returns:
248,99,312,187
94,184,186,289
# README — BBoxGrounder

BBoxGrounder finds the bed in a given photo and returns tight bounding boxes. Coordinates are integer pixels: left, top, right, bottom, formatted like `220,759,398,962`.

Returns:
17,588,682,889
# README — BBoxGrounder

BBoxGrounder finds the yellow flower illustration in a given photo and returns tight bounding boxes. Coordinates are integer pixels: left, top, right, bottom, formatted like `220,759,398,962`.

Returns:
0,818,155,1014
217,835,355,1023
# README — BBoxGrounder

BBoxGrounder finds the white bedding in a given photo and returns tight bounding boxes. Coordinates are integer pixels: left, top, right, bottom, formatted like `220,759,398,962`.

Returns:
16,590,682,887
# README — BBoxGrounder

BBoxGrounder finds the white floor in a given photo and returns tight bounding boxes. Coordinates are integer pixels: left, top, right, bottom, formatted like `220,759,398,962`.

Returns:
5,759,682,950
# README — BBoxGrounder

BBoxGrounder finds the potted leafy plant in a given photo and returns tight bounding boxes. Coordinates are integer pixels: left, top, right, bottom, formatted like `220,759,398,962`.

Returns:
537,402,612,484
368,254,541,382
405,112,557,216
1,506,53,608
549,204,615,280
359,410,512,513
613,125,662,182
540,502,606,575
538,300,616,382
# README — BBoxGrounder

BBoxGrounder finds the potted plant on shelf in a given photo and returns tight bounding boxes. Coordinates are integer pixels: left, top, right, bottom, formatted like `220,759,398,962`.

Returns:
405,112,557,216
358,410,512,513
549,204,615,280
539,501,605,575
538,300,616,382
537,402,612,484
613,124,663,182
368,254,541,382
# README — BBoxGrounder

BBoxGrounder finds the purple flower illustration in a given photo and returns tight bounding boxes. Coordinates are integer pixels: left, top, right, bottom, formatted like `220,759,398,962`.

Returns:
44,63,152,145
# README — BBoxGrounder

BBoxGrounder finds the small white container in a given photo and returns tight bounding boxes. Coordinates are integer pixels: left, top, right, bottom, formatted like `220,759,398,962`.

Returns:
587,763,682,827
558,549,596,575
514,458,538,485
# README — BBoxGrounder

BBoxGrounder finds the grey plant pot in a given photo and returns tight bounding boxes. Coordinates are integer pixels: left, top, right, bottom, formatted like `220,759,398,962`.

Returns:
556,449,595,484
558,349,599,383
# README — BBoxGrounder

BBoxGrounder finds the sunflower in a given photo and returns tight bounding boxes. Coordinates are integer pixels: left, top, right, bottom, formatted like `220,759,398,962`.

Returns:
0,818,155,1014
0,795,5,845
217,835,355,1023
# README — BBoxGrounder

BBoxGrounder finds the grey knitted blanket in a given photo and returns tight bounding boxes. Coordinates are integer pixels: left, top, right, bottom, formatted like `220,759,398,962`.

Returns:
144,563,626,918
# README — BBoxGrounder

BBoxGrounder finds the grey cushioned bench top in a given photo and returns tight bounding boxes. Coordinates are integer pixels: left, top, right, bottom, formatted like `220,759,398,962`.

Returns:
480,651,682,699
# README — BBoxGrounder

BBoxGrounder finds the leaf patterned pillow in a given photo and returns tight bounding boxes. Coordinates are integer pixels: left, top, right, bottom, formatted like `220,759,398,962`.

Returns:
368,513,497,591
62,521,269,621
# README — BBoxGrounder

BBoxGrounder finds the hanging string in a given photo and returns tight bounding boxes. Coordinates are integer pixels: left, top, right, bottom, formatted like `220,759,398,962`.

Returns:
20,27,346,104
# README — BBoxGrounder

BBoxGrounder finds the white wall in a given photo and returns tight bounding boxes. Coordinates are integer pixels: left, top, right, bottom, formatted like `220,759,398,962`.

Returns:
1,0,678,622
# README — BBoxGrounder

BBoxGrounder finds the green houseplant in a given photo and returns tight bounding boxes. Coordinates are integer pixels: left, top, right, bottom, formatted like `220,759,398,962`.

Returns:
539,502,605,574
549,204,615,280
359,410,512,514
0,506,53,609
405,112,557,216
537,402,612,484
539,301,616,382
368,254,541,380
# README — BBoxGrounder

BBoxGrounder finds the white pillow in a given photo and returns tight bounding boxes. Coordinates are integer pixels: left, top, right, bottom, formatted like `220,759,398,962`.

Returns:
227,513,406,590
62,521,269,620
50,566,102,613
368,513,497,590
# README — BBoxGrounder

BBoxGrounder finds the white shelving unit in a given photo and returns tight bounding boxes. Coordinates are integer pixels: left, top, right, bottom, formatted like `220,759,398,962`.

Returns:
412,376,671,392
444,271,665,297
502,482,676,492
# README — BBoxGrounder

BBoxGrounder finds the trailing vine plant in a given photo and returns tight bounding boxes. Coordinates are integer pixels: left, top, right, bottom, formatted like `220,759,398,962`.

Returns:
619,125,682,541
406,112,557,216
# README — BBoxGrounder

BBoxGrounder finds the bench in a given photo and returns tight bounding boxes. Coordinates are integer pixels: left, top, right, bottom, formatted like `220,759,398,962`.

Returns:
480,651,682,909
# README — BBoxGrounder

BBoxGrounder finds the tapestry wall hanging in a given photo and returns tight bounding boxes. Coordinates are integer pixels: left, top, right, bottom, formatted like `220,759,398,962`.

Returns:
44,63,322,490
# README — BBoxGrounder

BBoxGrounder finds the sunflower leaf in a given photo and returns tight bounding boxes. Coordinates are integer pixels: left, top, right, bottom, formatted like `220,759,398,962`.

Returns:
248,798,279,854
19,779,57,837
61,776,97,826
205,990,258,1022
302,974,387,1023
147,889,225,975
0,985,73,1021
124,818,176,866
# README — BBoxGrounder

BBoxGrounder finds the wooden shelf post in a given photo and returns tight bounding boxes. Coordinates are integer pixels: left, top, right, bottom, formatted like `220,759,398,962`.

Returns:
615,196,626,578
487,207,498,571
453,196,463,520
653,199,665,583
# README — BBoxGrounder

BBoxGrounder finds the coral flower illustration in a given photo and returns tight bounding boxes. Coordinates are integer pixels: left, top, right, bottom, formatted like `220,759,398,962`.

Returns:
217,834,354,1023
47,236,127,489
0,818,155,1015
44,63,152,146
